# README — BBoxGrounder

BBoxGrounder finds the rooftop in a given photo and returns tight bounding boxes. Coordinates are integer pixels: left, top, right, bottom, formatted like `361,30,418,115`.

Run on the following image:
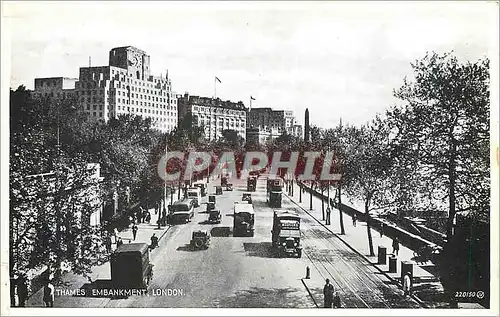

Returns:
180,94,247,111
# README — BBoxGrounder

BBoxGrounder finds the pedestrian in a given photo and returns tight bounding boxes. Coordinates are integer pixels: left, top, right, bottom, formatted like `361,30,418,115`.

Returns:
116,237,123,248
323,278,334,308
105,235,112,253
17,274,28,307
326,207,331,225
403,272,412,297
380,224,385,238
332,291,342,308
392,237,400,256
132,224,138,241
145,211,151,224
43,279,54,307
150,233,159,249
352,213,357,227
137,208,143,224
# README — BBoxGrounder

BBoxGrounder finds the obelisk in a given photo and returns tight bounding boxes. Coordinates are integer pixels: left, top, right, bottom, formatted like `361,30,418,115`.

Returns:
304,108,310,143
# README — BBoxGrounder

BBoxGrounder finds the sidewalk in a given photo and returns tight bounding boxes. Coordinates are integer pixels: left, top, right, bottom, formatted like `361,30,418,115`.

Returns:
116,208,170,245
286,182,449,308
25,219,170,307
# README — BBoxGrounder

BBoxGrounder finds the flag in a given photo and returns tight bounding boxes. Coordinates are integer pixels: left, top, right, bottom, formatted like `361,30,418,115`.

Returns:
251,96,256,100
215,76,222,83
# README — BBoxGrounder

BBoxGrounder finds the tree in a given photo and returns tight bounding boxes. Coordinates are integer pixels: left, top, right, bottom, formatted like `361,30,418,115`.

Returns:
392,52,490,239
320,123,350,235
391,52,490,306
221,129,244,149
342,120,394,256
10,131,107,282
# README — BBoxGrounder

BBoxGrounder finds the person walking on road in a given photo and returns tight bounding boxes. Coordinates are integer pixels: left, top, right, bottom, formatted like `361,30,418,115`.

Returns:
403,272,412,297
392,237,400,256
43,279,55,307
323,278,335,308
352,213,357,227
326,207,331,225
132,224,138,241
105,235,112,253
116,237,123,248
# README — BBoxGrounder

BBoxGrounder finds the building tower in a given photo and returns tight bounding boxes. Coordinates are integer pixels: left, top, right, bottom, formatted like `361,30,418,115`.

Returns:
304,108,310,143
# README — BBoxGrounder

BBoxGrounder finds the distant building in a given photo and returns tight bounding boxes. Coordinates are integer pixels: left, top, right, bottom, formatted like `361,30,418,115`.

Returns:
245,126,281,146
177,93,247,141
247,107,302,138
33,46,178,133
291,124,303,139
32,77,78,100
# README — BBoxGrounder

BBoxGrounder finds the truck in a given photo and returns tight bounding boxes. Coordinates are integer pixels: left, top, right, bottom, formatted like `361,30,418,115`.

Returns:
167,198,195,224
247,176,257,192
233,203,255,237
110,243,154,289
187,187,201,207
266,178,283,208
271,210,302,258
193,182,207,197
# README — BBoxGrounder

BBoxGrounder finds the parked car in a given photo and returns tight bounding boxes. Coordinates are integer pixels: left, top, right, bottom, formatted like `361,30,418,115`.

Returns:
190,230,211,249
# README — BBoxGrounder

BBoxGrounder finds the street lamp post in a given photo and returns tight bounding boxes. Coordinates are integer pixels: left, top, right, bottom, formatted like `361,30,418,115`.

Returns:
164,138,168,225
299,181,302,203
309,182,313,211
321,185,325,221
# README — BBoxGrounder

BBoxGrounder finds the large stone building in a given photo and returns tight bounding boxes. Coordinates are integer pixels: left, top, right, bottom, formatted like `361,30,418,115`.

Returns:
177,93,247,141
33,46,178,133
32,77,78,100
247,107,302,138
245,126,281,146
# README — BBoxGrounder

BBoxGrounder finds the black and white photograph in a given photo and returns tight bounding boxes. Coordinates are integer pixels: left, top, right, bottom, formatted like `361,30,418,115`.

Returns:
1,1,498,315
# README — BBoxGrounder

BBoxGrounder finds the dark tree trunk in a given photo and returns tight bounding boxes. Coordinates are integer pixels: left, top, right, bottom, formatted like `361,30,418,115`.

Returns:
365,199,374,256
338,184,345,235
446,141,457,240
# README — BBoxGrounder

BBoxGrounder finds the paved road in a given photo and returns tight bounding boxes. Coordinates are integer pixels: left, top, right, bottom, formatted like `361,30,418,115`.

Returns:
46,175,421,308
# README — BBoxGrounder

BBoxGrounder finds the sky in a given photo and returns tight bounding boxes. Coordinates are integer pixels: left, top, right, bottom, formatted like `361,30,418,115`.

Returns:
3,1,498,128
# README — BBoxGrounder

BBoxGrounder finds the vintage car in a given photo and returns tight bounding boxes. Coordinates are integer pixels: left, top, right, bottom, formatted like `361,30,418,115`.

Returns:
242,193,252,204
209,195,216,204
190,230,211,249
216,186,223,195
208,209,222,224
110,243,154,289
206,201,215,212
193,183,207,197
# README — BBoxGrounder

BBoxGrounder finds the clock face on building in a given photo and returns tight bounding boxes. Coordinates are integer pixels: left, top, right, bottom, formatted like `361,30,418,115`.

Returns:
134,55,142,67
129,53,142,67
